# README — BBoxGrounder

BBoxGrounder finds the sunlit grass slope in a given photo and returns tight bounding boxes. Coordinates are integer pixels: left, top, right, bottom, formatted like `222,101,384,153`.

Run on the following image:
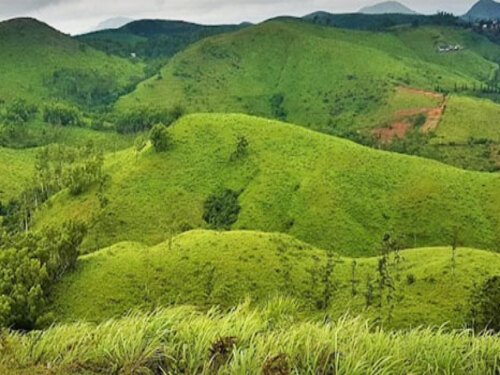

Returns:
437,96,500,144
51,230,500,329
0,18,144,104
35,114,500,255
117,20,499,135
3,302,500,374
0,147,36,201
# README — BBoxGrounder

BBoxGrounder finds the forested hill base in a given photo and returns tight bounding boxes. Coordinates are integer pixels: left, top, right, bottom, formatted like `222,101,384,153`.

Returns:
117,19,500,171
0,18,144,108
33,114,500,256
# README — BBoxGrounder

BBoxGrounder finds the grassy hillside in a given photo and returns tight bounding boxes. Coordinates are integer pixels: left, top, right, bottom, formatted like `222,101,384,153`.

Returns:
116,20,500,169
0,147,36,201
51,230,500,329
77,19,247,61
3,302,500,375
0,18,144,107
34,114,500,256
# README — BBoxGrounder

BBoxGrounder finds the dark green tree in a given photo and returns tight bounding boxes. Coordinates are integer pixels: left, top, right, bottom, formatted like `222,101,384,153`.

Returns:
203,189,241,230
149,123,172,152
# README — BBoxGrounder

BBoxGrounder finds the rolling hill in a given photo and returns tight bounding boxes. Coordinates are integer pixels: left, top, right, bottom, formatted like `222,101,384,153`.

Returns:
77,19,247,60
359,1,418,15
33,114,500,257
0,17,144,107
116,20,500,170
51,229,500,329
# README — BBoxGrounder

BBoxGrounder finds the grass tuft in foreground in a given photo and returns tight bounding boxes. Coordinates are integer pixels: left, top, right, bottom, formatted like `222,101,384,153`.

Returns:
1,298,499,374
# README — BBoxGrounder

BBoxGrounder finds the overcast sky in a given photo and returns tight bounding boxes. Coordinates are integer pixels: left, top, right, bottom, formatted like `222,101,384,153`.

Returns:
0,0,479,35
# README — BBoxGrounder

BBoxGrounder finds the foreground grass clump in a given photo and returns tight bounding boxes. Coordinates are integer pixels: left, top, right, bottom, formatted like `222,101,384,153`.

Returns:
50,230,500,329
1,300,499,374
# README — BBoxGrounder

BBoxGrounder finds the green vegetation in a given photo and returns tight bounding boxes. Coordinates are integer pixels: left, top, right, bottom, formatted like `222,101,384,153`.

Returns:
2,301,499,374
33,114,500,255
50,230,500,329
0,18,144,108
77,20,246,62
203,190,241,229
116,20,500,170
470,276,500,333
2,143,105,233
0,13,499,372
43,103,82,127
0,221,86,329
0,148,36,201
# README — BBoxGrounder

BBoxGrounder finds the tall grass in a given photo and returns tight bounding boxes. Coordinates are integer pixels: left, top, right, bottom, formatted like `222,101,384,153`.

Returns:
1,298,499,374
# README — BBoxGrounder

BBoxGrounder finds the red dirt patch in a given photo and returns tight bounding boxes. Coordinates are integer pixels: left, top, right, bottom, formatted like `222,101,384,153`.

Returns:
373,122,411,143
372,87,447,143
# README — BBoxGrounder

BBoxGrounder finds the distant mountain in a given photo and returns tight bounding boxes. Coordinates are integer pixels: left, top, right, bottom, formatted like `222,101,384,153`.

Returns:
359,1,418,15
92,17,134,31
463,0,500,21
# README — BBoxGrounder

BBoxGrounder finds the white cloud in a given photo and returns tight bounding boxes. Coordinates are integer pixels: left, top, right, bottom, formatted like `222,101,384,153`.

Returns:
0,0,478,35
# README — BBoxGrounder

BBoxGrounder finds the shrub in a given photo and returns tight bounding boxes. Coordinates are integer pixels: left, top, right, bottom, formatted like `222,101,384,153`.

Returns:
470,276,500,333
406,274,416,285
413,113,427,128
116,106,184,133
230,135,249,161
203,189,241,230
43,103,82,127
149,123,172,152
4,99,37,124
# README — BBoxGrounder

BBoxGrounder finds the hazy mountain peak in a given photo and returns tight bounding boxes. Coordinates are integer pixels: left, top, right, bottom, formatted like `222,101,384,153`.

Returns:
359,1,418,15
463,0,500,21
92,17,134,32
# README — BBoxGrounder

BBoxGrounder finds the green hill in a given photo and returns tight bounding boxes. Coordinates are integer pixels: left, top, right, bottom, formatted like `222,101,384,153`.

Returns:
77,19,247,61
33,114,500,256
0,18,144,108
51,229,500,329
116,20,500,169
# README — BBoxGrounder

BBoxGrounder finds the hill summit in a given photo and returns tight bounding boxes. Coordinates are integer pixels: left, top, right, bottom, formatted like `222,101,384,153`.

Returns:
463,0,500,21
359,1,418,14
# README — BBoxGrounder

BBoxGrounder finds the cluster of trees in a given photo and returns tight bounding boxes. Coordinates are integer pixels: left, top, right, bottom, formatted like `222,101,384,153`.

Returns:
2,142,105,233
270,94,287,121
43,103,82,127
116,105,184,133
2,99,38,125
470,276,500,333
0,221,86,329
203,189,241,230
46,68,139,109
149,123,172,152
